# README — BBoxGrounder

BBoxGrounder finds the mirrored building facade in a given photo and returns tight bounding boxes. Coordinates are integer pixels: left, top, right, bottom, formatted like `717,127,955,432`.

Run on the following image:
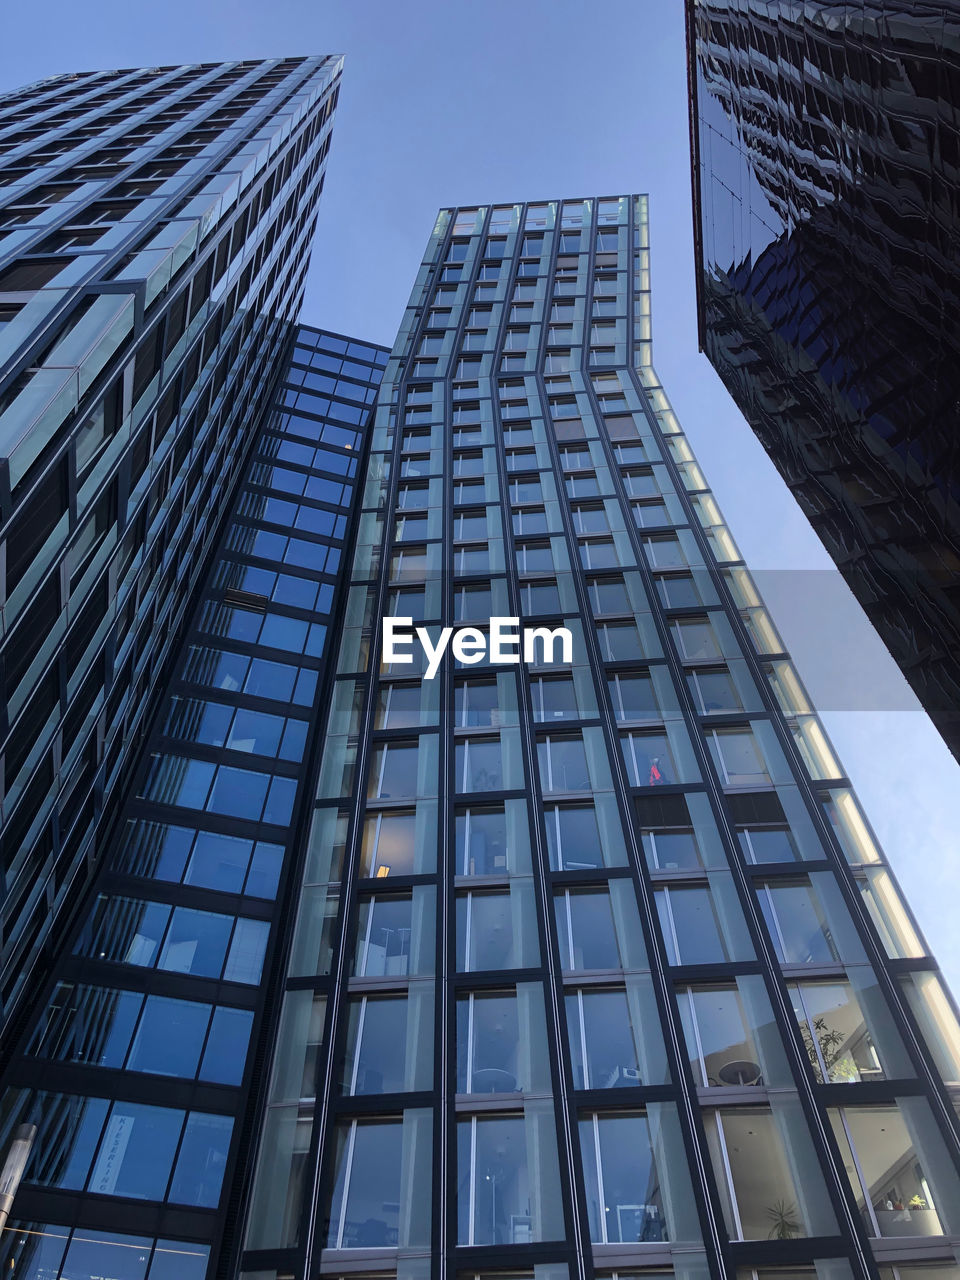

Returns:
0,55,342,1025
0,323,387,1276
230,197,960,1280
686,0,960,760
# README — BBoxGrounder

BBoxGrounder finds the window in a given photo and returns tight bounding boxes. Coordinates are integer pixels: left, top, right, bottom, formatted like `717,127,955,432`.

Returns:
656,573,702,609
579,1108,698,1243
688,668,742,714
830,1101,960,1239
789,979,912,1084
678,980,786,1088
368,740,421,799
360,811,418,878
545,804,604,870
530,676,578,721
707,726,770,786
621,731,675,786
537,734,589,792
519,579,561,615
555,885,646,972
456,679,500,727
457,887,540,971
608,672,659,722
705,1105,837,1240
456,806,515,876
516,542,554,574
588,576,629,615
656,883,751,966
457,986,550,1095
597,621,643,661
376,683,424,730
455,737,503,792
326,1116,430,1248
457,1111,563,1245
758,879,850,966
512,507,549,536
571,505,609,535
341,993,432,1094
353,894,413,976
737,825,801,864
455,583,493,621
566,982,666,1088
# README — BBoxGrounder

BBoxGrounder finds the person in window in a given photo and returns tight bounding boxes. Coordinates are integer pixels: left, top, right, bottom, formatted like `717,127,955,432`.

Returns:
649,756,665,785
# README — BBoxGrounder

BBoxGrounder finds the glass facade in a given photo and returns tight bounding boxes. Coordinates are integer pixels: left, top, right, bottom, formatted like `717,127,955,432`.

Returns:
0,325,386,1274
0,56,343,1025
229,196,960,1280
687,0,960,761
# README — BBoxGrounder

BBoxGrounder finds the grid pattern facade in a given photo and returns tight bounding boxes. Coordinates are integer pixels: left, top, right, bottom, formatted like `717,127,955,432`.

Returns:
0,56,341,1024
0,325,387,1278
686,0,960,760
237,198,960,1280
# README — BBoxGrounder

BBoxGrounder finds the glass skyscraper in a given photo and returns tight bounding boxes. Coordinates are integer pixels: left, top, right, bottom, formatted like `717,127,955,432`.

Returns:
230,196,960,1280
2,54,960,1280
686,0,960,762
0,55,342,1024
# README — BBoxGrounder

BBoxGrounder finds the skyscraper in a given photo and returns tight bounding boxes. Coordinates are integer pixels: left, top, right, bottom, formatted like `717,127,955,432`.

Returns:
0,55,342,1025
685,0,960,760
0,321,387,1276
223,196,960,1280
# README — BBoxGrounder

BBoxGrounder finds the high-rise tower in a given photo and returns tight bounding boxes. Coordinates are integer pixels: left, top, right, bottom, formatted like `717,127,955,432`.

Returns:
0,56,342,1025
226,197,960,1280
686,0,960,762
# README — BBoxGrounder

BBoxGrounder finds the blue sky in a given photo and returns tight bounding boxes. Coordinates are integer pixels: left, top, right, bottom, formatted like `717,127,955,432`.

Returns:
3,0,959,989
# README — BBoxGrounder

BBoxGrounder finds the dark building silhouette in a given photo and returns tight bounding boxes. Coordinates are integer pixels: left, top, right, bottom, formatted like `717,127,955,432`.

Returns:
687,0,960,759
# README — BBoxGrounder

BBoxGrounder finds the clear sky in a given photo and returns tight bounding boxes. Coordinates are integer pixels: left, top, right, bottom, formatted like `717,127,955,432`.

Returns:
3,0,959,989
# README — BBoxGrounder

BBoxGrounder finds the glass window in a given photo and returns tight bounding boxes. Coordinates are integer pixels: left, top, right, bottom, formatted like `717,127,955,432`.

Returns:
758,879,854,966
376,683,423,729
656,882,752,967
689,669,742,714
457,1110,564,1245
707,727,770,786
597,621,643,661
360,811,418,877
705,1104,837,1240
579,1108,700,1243
537,735,589,792
898,971,960,1084
456,680,500,728
830,1100,960,1239
737,826,802,864
369,740,420,799
326,1118,401,1247
169,1112,233,1207
457,986,550,1095
342,993,433,1094
354,895,413,977
457,887,540,972
127,996,209,1078
621,731,675,786
544,803,606,871
530,677,578,722
566,981,666,1088
555,884,647,972
672,617,720,660
678,979,790,1088
789,979,913,1084
455,737,503,792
